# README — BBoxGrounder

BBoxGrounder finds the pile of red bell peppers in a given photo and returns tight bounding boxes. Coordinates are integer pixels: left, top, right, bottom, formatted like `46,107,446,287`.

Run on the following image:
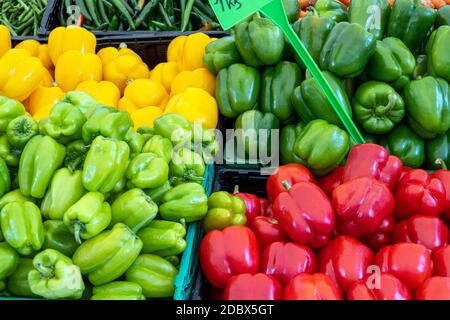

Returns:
199,143,450,300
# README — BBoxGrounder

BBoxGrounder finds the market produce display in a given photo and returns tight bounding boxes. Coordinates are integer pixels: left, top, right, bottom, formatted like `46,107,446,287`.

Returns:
0,0,47,36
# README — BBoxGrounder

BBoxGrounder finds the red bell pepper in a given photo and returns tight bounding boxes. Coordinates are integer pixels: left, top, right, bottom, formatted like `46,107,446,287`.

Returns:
260,242,317,285
223,273,282,300
233,186,261,224
260,198,273,217
375,243,433,292
266,164,315,203
394,169,446,220
346,273,412,300
433,245,450,277
318,166,344,198
249,216,289,251
342,143,403,191
415,277,450,300
333,177,394,238
283,273,343,300
362,215,397,251
393,215,449,253
318,236,374,294
199,226,260,288
399,166,412,181
273,181,334,248
431,167,450,221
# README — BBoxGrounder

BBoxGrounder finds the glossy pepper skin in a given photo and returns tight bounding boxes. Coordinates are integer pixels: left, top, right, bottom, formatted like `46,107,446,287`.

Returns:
393,215,449,253
294,119,350,176
426,132,450,170
379,123,425,168
279,122,305,165
415,277,450,300
314,0,347,22
199,226,260,289
82,136,130,194
260,61,302,122
234,16,284,67
404,77,450,139
437,5,450,27
43,220,79,258
159,183,208,223
283,273,343,300
63,192,112,244
203,191,246,232
61,91,102,119
1,201,44,256
318,166,344,199
319,236,374,294
348,0,390,40
0,135,21,167
6,258,38,297
0,158,9,197
342,143,403,191
366,38,416,90
387,0,437,52
233,186,262,224
394,169,446,220
353,82,405,134
292,71,352,126
41,102,86,143
145,181,172,205
203,36,242,74
6,115,38,149
169,148,205,185
362,215,397,252
19,135,65,198
142,135,173,163
72,223,143,286
319,22,377,78
137,220,186,257
347,273,412,300
427,26,450,83
0,242,19,291
153,113,192,146
28,249,85,299
91,281,145,300
432,168,450,221
0,189,35,211
216,63,260,118
433,245,450,277
249,217,289,251
0,96,26,133
273,181,334,248
376,243,432,292
127,153,169,189
223,273,282,300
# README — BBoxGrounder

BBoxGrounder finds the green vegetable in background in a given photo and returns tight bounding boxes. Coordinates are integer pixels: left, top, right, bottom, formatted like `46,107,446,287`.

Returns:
169,148,205,185
145,181,172,205
314,0,348,22
203,191,247,232
138,220,186,257
437,5,450,27
411,54,428,80
280,121,305,165
127,153,169,189
91,281,145,300
348,0,390,40
283,0,300,23
0,242,19,291
0,135,21,167
43,220,79,258
61,91,102,119
142,135,173,163
0,96,26,133
0,189,35,211
426,131,450,170
82,107,132,144
124,129,145,155
6,115,38,149
203,36,242,74
427,26,450,83
154,113,192,146
0,158,10,197
6,258,38,297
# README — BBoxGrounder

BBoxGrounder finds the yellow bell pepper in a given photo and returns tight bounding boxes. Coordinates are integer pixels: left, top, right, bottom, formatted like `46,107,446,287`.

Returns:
25,86,65,118
118,79,168,113
48,26,96,65
0,25,12,57
168,33,214,71
170,68,216,96
97,45,141,66
130,106,163,129
15,40,53,70
165,87,218,129
40,68,55,88
0,49,45,101
55,50,102,92
76,80,121,108
149,62,179,93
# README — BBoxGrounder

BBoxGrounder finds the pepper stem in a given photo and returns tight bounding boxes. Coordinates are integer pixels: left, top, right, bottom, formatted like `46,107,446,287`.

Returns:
72,222,83,244
375,93,398,116
435,158,448,170
233,185,240,194
36,263,55,279
282,180,292,191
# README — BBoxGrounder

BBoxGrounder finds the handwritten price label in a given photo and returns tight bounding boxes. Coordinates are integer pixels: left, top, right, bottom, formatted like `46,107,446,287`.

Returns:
209,0,272,30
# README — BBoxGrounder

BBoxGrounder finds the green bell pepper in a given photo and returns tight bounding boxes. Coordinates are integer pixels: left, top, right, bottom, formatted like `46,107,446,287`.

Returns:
283,0,300,22
126,153,169,189
348,0,390,40
41,168,86,220
0,189,34,211
280,121,305,165
159,182,208,223
0,242,19,291
125,254,177,298
293,9,335,69
437,5,450,27
366,37,416,90
41,102,86,143
353,81,405,135
314,0,348,22
294,119,350,176
379,123,425,168
137,126,155,142
91,281,145,300
234,16,285,67
386,0,437,52
145,181,172,205
426,131,450,170
203,36,242,74
137,220,186,257
0,158,10,197
43,220,79,257
169,148,205,185
427,26,450,83
0,135,21,167
82,136,130,193
124,129,145,154
6,258,38,297
18,135,65,198
28,249,85,299
191,126,219,164
142,135,172,163
0,96,26,133
404,76,450,139
61,91,103,118
411,54,427,80
72,223,143,286
216,63,260,118
6,115,38,149
154,113,192,146
63,192,111,244
292,70,352,126
0,201,44,256
64,140,89,172
260,61,302,122
111,188,158,233
203,191,247,232
320,22,377,78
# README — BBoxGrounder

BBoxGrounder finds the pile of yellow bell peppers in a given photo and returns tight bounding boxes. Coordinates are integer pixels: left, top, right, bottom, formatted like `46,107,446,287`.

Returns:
0,25,219,129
